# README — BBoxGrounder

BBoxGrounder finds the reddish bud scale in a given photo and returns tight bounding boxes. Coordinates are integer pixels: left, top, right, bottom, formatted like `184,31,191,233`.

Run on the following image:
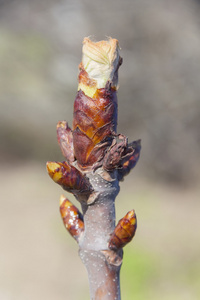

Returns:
57,121,74,163
60,196,84,241
46,161,92,193
108,210,137,250
78,63,97,90
73,88,118,169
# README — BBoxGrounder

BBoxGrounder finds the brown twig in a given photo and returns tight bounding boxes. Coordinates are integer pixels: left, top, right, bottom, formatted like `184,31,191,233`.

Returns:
46,37,141,300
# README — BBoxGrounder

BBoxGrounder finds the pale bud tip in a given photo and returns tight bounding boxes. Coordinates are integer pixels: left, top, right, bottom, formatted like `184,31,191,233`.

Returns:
59,194,66,206
79,37,122,93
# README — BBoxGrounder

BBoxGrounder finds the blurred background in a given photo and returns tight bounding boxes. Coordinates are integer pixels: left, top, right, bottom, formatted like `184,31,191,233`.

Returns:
1,0,200,299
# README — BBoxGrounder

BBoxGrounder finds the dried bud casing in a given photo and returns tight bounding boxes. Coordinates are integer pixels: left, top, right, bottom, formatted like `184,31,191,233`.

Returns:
117,139,141,181
108,210,137,250
59,195,84,241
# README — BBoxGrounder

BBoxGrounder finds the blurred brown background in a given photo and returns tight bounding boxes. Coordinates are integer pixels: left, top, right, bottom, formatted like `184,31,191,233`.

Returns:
1,0,200,299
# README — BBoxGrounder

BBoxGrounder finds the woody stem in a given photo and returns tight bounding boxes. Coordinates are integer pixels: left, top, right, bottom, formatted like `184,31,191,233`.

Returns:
78,171,122,300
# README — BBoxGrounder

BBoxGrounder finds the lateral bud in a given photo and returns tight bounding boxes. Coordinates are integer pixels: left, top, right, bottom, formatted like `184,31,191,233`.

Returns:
108,210,137,250
46,161,92,194
59,195,84,242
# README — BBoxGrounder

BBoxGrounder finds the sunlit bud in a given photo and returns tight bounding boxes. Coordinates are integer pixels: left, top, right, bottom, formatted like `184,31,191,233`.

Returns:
108,210,137,250
46,161,92,193
59,195,84,242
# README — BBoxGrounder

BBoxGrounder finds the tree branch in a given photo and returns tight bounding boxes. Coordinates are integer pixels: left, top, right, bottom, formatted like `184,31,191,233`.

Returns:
46,37,141,300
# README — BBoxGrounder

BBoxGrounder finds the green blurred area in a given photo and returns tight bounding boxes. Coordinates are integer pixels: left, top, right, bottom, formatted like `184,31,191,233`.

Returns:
1,0,200,299
122,247,200,300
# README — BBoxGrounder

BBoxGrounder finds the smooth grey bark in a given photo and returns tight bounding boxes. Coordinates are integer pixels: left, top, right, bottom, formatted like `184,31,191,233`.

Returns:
78,170,123,300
